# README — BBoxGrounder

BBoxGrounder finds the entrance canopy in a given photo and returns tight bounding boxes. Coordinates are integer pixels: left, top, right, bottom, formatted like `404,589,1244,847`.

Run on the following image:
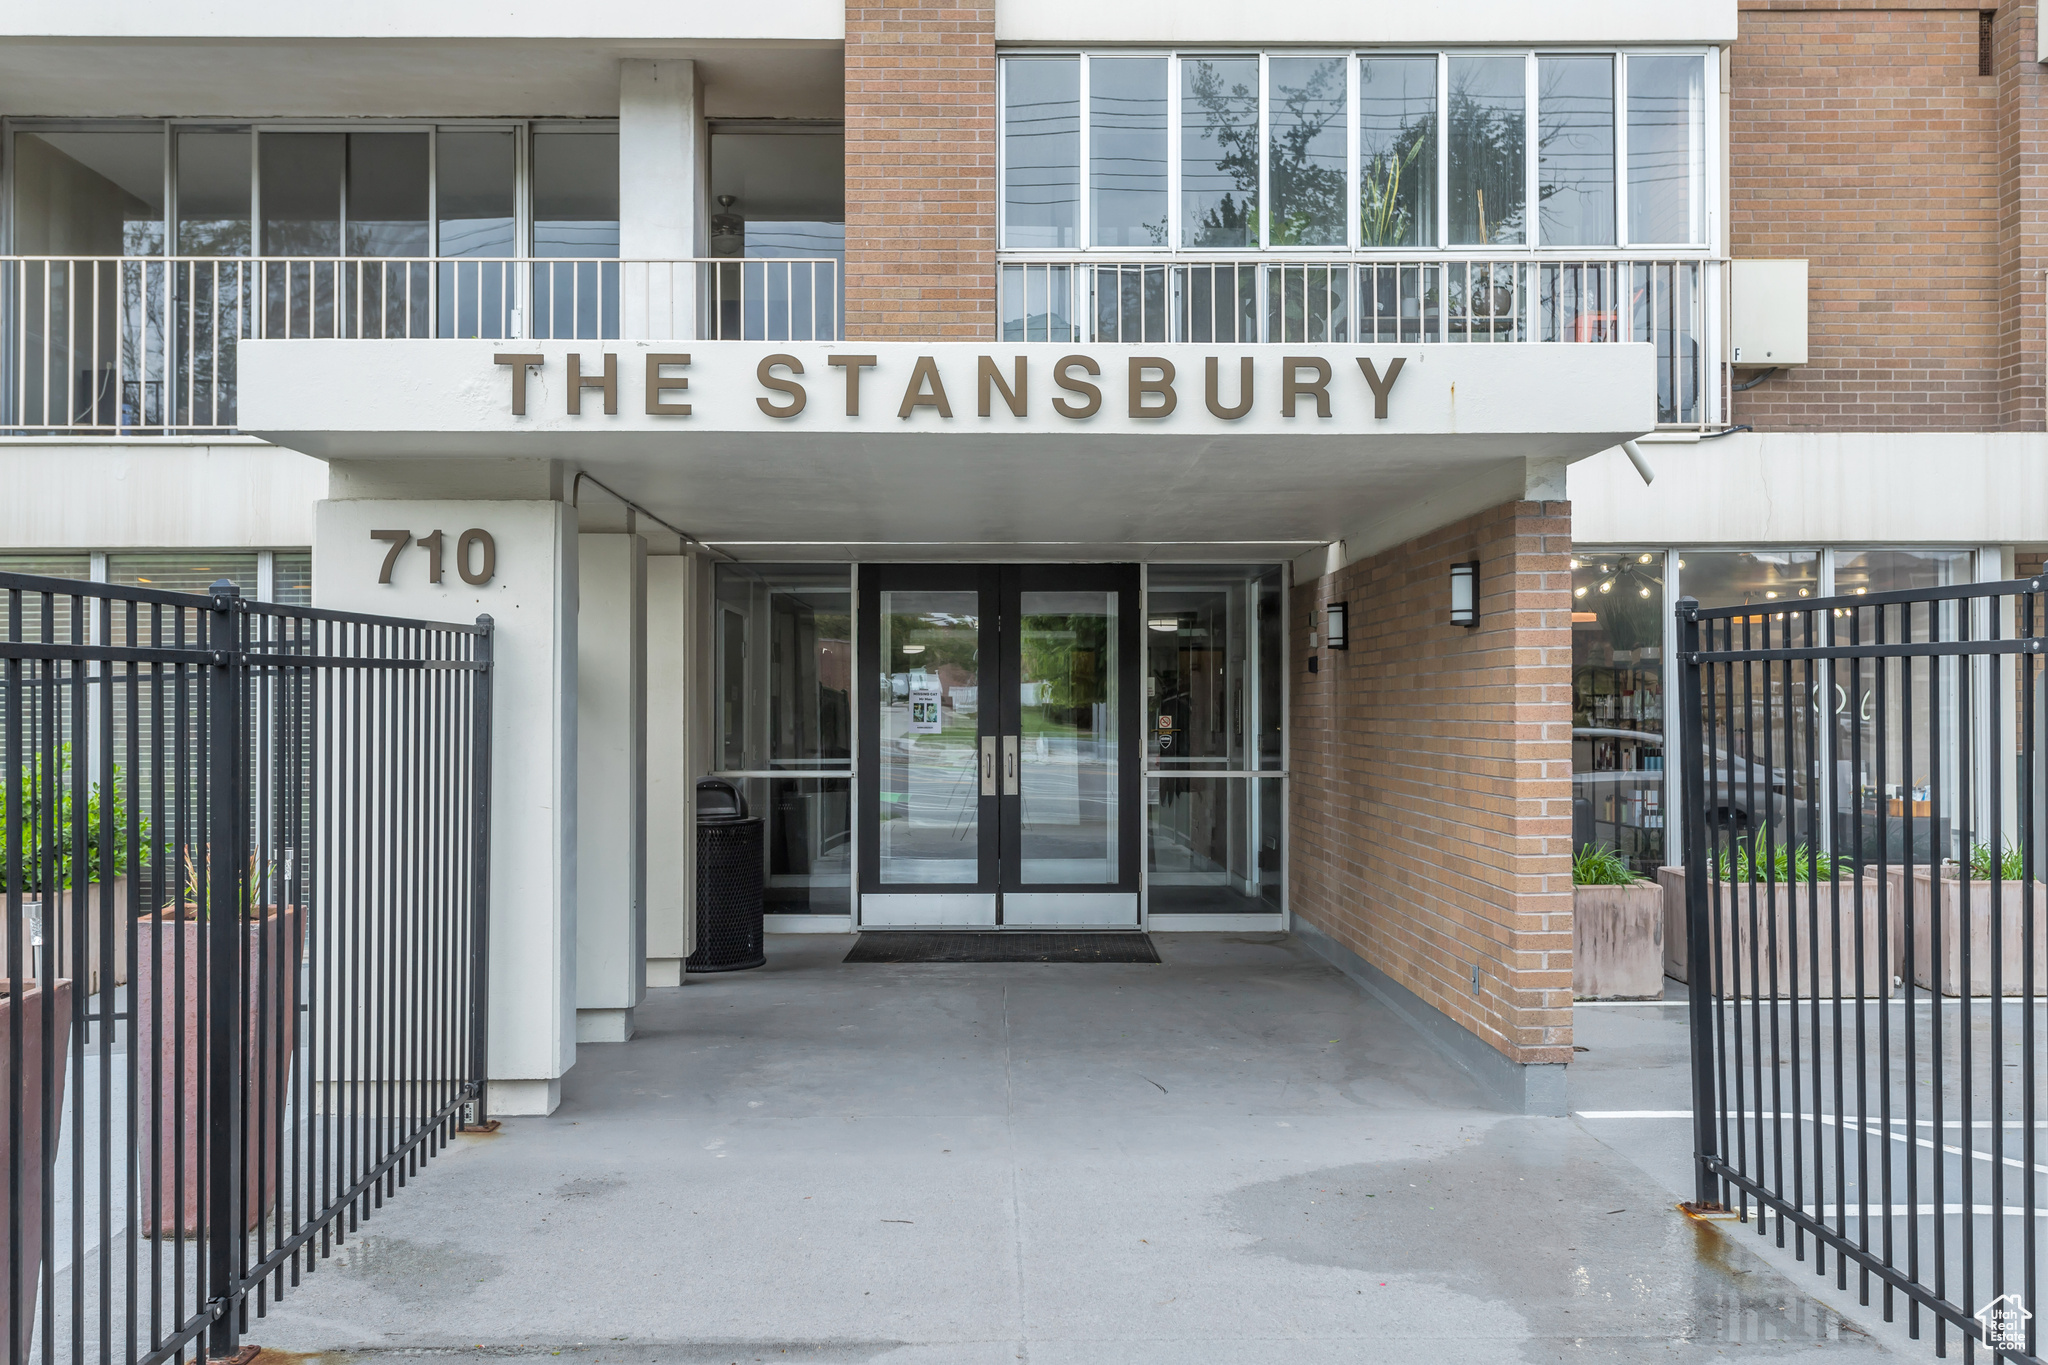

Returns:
244,340,1656,557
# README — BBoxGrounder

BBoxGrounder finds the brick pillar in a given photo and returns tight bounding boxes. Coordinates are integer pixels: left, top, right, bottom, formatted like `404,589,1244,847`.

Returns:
1996,3,2048,431
1289,500,1575,1110
844,1,997,340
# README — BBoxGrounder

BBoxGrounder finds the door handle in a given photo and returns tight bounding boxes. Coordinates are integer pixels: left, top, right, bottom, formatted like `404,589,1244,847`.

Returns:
981,736,997,796
1003,735,1020,796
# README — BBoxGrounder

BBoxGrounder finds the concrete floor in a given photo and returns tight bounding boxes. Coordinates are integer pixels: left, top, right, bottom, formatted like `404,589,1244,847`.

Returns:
252,934,1894,1364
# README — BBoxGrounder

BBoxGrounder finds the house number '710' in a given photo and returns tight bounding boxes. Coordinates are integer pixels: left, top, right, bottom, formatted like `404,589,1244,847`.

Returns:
370,529,497,586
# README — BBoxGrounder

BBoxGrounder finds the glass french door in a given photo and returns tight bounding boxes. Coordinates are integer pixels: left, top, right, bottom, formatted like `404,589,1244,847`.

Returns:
858,564,1141,928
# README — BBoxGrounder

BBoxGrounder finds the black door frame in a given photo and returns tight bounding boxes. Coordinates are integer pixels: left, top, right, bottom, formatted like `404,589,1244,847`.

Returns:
857,562,1143,923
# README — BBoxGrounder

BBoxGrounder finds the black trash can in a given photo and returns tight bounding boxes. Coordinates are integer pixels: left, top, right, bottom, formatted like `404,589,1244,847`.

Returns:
689,777,766,972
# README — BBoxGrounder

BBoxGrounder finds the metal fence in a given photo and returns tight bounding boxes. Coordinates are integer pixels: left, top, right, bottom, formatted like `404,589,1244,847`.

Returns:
1678,577,2048,1360
999,255,1718,427
0,571,493,1365
0,255,843,436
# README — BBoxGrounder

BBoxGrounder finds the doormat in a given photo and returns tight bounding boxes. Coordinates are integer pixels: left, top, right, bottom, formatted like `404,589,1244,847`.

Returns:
844,932,1160,964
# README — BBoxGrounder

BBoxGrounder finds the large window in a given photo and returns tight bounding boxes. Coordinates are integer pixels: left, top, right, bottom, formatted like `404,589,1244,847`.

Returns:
1145,564,1283,915
8,123,620,260
1572,550,1666,873
1180,57,1260,248
1090,57,1170,246
1358,57,1436,248
1572,547,1987,874
998,50,1711,251
714,564,853,916
1003,58,1082,250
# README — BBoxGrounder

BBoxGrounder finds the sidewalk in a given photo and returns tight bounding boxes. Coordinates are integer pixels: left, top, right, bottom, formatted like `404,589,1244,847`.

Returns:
251,934,1891,1364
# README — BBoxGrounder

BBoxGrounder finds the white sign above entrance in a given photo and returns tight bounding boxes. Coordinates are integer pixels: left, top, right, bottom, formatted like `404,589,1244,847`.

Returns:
241,340,1659,450
490,348,1412,424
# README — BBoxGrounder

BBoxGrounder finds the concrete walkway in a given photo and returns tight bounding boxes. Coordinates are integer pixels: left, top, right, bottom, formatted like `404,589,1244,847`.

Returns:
254,934,1891,1364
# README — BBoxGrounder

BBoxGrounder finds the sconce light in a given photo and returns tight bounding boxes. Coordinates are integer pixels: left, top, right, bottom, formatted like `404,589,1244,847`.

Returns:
1450,561,1480,627
1324,601,1347,650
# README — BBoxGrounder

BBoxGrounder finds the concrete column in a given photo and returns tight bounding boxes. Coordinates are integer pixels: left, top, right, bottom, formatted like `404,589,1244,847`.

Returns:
646,552,699,984
619,58,702,339
314,491,578,1117
576,534,647,1039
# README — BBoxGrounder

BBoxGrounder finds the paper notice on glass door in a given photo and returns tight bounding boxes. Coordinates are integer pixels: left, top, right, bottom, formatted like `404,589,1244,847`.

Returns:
909,676,943,734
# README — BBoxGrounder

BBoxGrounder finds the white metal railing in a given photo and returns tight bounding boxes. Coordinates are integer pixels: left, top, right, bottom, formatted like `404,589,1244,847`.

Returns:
0,255,841,435
998,256,1723,428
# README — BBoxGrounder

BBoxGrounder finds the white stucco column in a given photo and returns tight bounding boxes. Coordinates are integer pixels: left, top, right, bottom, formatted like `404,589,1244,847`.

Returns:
645,552,699,984
314,495,578,1117
619,57,702,338
576,532,647,1039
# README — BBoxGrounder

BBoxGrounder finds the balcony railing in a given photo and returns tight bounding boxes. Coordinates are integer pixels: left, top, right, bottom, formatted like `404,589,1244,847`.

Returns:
0,255,841,436
999,256,1722,428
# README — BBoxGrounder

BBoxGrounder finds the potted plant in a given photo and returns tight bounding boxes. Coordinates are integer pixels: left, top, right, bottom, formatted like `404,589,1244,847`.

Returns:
0,972,69,1358
1899,843,2048,997
134,850,301,1237
5,748,141,996
1572,844,1665,1000
1671,839,1889,999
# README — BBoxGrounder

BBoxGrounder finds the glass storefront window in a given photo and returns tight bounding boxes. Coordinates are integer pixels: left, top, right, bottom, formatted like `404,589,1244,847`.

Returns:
1146,565,1282,772
731,776,852,915
1090,57,1169,247
1266,56,1348,246
1003,57,1080,249
715,565,854,912
1148,775,1282,914
1358,56,1437,248
1680,549,1822,853
1018,590,1119,884
875,590,981,886
1627,55,1706,246
1181,56,1260,248
714,565,852,772
1571,550,1666,872
1831,550,1974,867
1146,564,1283,914
1538,56,1614,248
1447,55,1525,246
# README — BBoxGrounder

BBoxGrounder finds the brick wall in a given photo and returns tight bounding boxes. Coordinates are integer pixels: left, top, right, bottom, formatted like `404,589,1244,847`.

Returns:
1994,4,2048,427
1731,1,2044,431
1289,499,1576,1066
844,2,997,340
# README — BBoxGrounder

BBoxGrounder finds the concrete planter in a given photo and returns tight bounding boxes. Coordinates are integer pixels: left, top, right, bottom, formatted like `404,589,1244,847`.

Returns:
0,978,70,1359
1656,866,1889,998
1903,868,2048,997
1572,882,1665,999
134,905,302,1237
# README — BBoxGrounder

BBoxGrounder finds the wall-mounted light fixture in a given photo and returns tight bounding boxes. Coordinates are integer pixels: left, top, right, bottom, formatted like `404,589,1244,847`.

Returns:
1450,561,1480,627
1324,601,1347,650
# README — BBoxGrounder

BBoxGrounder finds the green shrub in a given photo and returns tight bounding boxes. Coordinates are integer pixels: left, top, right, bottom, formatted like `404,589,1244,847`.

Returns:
1573,844,1646,886
1968,841,2029,882
1715,836,1844,883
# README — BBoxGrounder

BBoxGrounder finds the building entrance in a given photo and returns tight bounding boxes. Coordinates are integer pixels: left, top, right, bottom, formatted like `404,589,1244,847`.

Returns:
857,564,1141,928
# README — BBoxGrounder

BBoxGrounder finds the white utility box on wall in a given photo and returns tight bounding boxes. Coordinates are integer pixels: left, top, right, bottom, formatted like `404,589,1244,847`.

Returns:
1729,259,1809,366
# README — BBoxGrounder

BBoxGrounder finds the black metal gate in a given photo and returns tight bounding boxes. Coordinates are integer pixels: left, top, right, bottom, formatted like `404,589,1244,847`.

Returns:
0,571,493,1365
1678,577,2046,1360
